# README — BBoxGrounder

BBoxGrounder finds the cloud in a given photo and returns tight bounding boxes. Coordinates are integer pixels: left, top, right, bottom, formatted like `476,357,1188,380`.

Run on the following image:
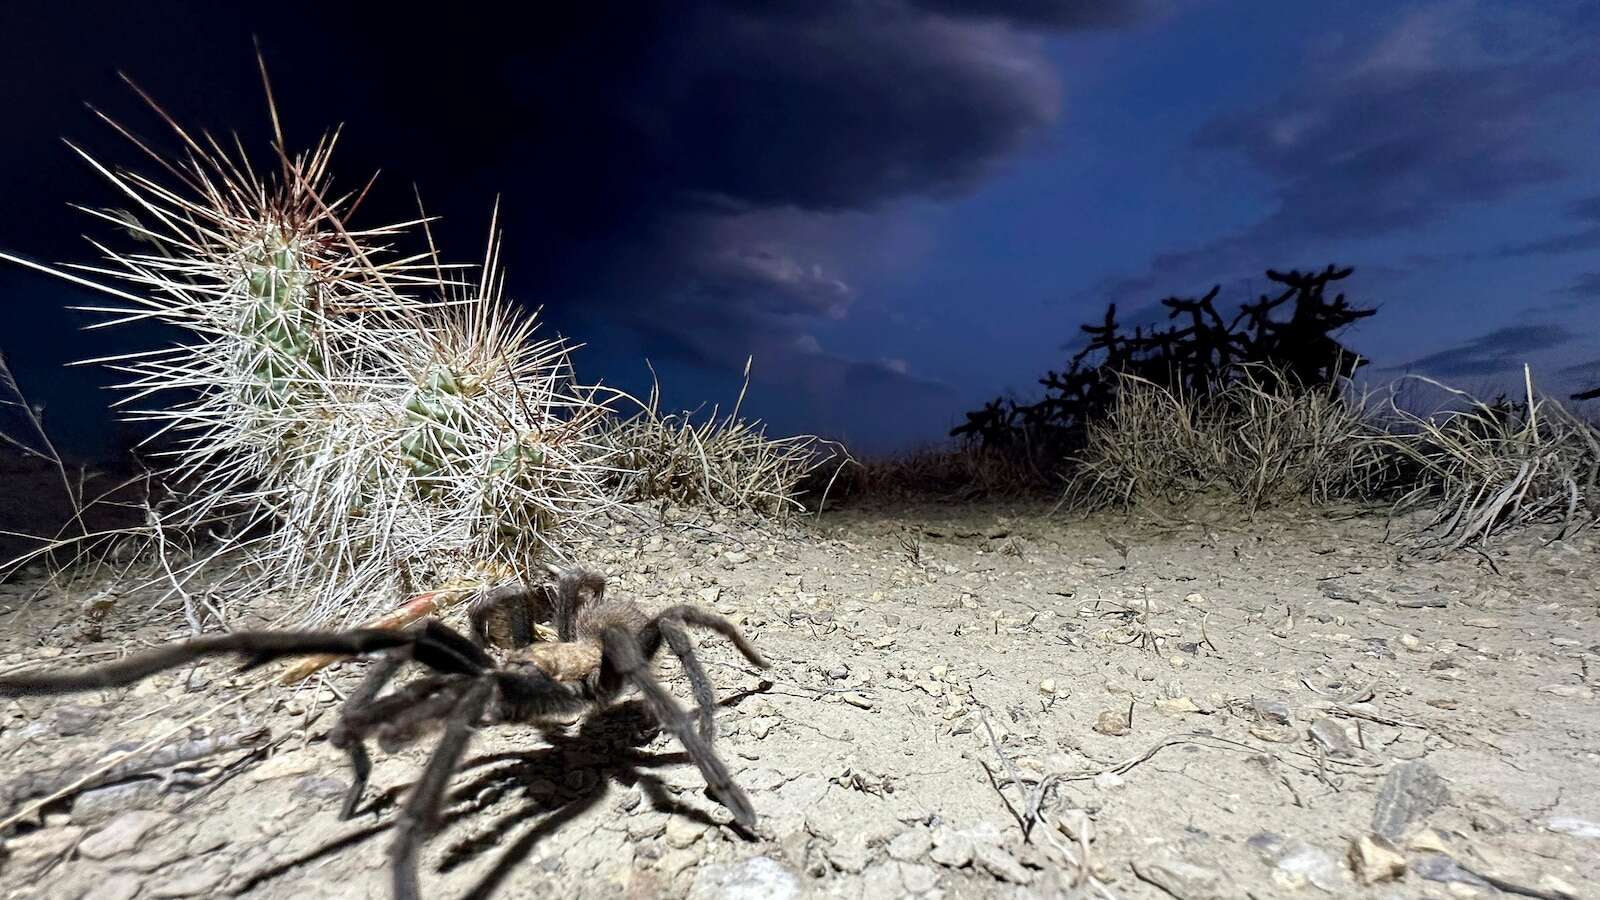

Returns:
1495,193,1600,257
911,0,1173,29
1562,272,1600,299
4,0,1170,453
1391,324,1576,378
1094,4,1600,306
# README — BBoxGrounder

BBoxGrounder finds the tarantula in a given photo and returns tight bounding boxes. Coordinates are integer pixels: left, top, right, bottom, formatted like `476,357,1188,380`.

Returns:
0,566,768,900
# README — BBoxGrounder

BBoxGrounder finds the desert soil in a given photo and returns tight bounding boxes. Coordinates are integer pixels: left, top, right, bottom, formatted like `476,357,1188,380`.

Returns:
0,500,1597,900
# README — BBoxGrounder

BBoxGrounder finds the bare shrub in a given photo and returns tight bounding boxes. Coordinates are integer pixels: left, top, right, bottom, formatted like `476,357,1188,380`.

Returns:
1065,369,1394,512
598,364,843,517
1377,371,1600,550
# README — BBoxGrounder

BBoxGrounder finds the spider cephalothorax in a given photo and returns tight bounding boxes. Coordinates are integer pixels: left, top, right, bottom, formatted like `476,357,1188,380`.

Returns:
0,566,768,900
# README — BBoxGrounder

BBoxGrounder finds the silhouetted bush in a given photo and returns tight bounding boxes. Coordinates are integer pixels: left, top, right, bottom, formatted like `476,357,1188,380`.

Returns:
953,265,1375,468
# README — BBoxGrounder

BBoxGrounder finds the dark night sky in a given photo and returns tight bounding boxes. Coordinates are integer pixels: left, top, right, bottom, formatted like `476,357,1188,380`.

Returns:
3,1,1599,458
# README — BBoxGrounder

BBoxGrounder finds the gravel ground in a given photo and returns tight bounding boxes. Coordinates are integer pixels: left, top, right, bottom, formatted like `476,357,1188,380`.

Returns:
1,499,1596,899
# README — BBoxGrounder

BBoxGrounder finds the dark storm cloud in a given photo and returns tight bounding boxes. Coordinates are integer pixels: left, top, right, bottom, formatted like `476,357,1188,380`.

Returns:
911,0,1171,29
1095,6,1600,307
1393,324,1576,378
3,0,1163,452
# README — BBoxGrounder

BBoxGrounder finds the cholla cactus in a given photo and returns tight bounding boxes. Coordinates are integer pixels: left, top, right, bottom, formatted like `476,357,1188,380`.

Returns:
2,76,615,624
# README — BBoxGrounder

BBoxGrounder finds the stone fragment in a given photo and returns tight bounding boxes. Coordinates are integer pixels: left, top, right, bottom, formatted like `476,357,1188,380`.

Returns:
1308,718,1356,758
1348,834,1406,884
686,856,801,900
79,812,168,860
928,827,973,868
1133,857,1224,899
973,842,1033,884
2,826,84,879
888,828,933,862
1372,762,1449,841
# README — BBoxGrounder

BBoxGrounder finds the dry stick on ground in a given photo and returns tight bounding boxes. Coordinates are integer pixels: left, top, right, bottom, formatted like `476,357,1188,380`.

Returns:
1,727,268,808
976,708,1117,899
0,679,272,833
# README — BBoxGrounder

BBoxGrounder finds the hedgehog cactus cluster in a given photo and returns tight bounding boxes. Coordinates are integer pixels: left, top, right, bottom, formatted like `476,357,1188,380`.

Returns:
3,82,615,625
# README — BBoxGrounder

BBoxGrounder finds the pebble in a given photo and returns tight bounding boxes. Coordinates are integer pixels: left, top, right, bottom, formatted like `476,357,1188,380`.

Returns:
656,845,700,871
887,828,933,862
1308,718,1356,758
1251,698,1292,725
665,816,708,849
144,867,224,898
82,874,143,900
79,812,168,860
1545,816,1600,839
687,856,800,900
1039,679,1056,695
1132,857,1224,899
2,826,84,879
50,704,100,737
900,862,939,893
1372,761,1449,841
928,827,973,868
972,842,1033,884
1273,842,1342,891
1348,833,1406,884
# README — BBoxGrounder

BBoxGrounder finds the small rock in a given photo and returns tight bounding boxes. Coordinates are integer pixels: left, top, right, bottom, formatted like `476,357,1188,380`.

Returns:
888,828,934,862
1039,679,1056,695
842,692,874,710
723,551,750,565
79,811,168,860
928,827,973,868
699,586,723,604
1399,634,1422,651
144,866,224,898
246,746,324,781
2,826,84,879
1251,698,1292,725
70,781,166,823
1545,816,1600,839
657,847,701,878
1348,834,1406,884
1093,771,1125,790
1308,718,1356,758
1411,853,1489,887
1462,617,1501,629
1539,684,1595,700
293,776,349,802
1155,697,1202,715
1184,592,1208,605
900,862,939,893
1092,709,1130,736
973,842,1033,884
1274,843,1342,892
665,817,707,849
687,856,800,900
1133,857,1223,899
1396,595,1448,609
50,704,100,736
82,874,143,900
828,838,873,874
1372,761,1449,841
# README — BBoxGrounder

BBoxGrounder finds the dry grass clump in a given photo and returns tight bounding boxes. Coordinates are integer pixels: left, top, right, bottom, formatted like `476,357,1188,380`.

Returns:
1378,372,1600,550
1064,369,1394,512
598,368,842,517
